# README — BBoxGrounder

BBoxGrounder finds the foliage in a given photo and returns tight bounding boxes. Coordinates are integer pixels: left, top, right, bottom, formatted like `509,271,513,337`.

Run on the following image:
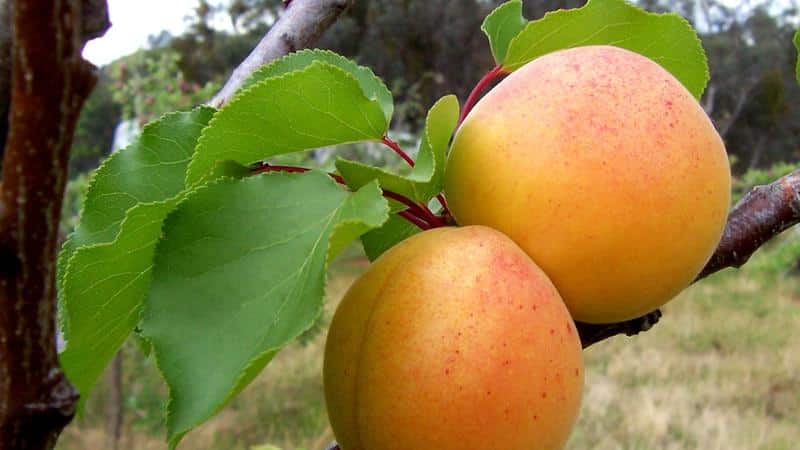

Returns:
57,0,738,447
483,0,708,98
110,49,218,125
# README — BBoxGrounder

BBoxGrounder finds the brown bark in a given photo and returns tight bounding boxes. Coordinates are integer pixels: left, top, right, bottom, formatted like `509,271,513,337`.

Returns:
579,168,800,348
0,0,11,167
105,353,123,450
0,1,108,449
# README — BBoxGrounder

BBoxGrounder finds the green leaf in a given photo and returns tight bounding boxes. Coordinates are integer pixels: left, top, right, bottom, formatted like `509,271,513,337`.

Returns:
335,95,459,203
57,108,214,406
243,49,393,124
794,30,800,84
139,172,388,448
60,200,178,402
58,107,215,291
361,213,420,261
482,0,528,65
187,61,390,186
503,0,709,98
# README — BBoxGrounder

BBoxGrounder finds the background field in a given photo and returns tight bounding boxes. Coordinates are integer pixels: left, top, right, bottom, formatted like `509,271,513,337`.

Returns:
56,233,800,450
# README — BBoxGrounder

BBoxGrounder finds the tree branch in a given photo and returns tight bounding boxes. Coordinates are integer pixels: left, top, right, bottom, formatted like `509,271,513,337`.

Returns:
0,1,109,448
578,169,800,348
210,0,353,107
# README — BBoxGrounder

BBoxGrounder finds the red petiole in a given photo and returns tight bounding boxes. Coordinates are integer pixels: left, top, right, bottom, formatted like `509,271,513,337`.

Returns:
252,162,443,230
381,135,416,167
379,135,450,220
458,65,507,126
382,190,445,228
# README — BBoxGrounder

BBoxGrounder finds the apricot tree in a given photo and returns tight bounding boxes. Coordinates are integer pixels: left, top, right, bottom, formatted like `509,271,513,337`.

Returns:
1,0,799,449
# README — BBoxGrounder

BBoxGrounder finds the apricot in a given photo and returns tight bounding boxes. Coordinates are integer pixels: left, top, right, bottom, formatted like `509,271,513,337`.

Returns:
324,226,583,450
444,45,731,324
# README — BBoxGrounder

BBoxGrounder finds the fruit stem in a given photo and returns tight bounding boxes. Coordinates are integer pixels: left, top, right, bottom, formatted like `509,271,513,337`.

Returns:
458,65,507,126
381,135,416,167
382,190,445,228
398,210,432,230
379,136,451,224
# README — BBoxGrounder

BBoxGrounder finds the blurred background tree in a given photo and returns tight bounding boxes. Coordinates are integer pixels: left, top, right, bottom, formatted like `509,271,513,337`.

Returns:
71,0,800,176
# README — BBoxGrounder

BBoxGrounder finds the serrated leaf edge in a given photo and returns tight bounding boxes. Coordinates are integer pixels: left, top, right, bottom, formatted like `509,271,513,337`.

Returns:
149,173,388,448
57,106,215,337
503,0,709,98
245,48,394,123
186,61,388,187
481,0,526,64
335,94,459,203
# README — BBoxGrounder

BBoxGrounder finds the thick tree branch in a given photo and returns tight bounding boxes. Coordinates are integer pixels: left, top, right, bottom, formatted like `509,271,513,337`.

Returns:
210,0,353,107
698,169,800,278
579,169,800,348
0,1,109,449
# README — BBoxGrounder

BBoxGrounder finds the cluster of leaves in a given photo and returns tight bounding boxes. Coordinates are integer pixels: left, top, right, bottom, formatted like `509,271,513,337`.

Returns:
57,0,711,447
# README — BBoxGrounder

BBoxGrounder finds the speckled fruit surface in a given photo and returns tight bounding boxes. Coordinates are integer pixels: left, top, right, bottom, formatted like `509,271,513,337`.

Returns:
445,45,731,323
324,226,583,450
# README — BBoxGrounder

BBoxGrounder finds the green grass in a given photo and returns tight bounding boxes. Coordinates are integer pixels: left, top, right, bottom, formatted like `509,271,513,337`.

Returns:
56,238,800,450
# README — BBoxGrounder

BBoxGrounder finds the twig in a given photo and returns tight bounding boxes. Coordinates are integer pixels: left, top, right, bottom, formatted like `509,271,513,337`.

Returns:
579,169,800,348
210,0,353,107
0,1,109,448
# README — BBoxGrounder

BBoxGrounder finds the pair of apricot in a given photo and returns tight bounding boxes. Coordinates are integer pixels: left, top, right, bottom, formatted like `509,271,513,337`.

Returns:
324,46,731,450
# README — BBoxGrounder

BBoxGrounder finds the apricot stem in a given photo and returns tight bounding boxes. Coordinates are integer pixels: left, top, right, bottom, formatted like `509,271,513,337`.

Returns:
379,136,449,225
459,65,507,125
382,190,445,228
397,210,432,230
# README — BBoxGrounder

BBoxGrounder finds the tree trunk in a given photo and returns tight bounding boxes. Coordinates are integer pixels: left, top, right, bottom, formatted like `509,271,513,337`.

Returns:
0,1,108,449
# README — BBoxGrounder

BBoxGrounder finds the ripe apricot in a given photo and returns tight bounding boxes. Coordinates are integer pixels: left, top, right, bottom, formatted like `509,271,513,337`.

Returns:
324,226,583,450
445,45,731,323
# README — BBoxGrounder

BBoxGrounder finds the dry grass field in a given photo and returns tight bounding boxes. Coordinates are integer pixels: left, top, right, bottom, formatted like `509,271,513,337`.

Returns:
57,239,800,450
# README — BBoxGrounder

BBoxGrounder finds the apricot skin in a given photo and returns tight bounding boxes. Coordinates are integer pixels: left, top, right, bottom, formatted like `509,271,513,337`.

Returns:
444,45,731,324
324,226,583,450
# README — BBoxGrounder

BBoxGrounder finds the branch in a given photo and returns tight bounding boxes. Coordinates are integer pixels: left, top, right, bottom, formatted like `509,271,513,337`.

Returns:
698,169,800,279
579,169,800,348
210,0,353,107
0,1,109,448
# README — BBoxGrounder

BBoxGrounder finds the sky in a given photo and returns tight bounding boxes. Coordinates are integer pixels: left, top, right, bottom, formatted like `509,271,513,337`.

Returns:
83,0,225,66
